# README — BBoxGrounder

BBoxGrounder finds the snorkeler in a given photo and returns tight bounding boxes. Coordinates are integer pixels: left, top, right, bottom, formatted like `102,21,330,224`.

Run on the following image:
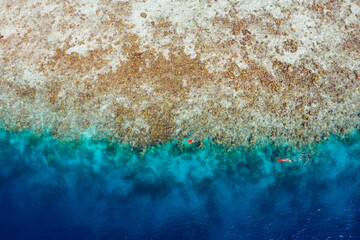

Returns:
278,154,312,164
278,158,292,162
188,136,198,144
188,136,204,148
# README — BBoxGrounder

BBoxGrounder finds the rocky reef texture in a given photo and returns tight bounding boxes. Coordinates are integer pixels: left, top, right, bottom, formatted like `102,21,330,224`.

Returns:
0,0,359,148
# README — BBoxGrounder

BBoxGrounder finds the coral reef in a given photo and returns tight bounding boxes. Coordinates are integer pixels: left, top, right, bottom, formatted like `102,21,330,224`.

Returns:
0,0,359,148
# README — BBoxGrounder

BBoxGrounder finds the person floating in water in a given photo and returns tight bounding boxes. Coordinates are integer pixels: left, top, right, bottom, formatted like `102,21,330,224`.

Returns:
188,136,204,148
278,158,292,162
188,136,198,144
278,154,312,164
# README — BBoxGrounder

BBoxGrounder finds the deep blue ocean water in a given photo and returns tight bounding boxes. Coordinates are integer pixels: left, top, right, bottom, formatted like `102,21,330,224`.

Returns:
0,128,360,239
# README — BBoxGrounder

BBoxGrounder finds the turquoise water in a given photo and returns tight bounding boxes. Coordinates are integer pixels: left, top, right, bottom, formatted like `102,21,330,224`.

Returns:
0,127,360,239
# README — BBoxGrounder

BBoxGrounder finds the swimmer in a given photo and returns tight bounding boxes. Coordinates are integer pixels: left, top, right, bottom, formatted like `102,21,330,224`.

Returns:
188,136,198,144
278,158,292,162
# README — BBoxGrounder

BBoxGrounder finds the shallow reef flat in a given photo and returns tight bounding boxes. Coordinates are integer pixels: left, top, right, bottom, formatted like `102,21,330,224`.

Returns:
0,0,359,148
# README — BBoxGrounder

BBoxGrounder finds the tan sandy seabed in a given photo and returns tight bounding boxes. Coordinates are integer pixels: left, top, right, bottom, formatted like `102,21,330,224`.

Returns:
0,0,359,148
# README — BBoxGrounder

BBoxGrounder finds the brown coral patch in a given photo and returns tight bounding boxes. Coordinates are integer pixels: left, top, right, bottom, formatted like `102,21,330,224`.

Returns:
283,39,298,53
143,104,175,144
272,60,319,90
44,48,111,75
92,46,213,144
223,60,275,92
100,48,211,93
342,34,360,54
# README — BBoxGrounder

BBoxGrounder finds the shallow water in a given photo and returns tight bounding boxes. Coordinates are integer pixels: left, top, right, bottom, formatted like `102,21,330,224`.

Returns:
0,128,360,239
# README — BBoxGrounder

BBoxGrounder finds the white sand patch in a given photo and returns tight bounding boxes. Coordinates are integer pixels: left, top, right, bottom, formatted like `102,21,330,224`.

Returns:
22,68,47,88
